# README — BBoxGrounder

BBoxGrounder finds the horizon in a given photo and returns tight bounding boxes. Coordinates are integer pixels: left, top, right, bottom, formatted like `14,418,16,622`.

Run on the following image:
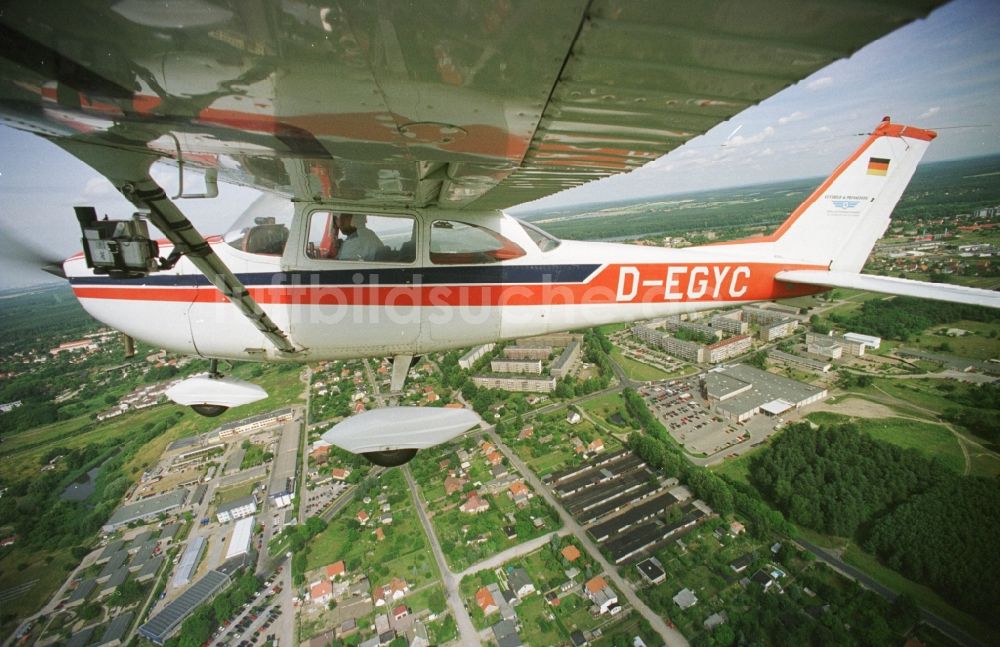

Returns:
2,0,999,287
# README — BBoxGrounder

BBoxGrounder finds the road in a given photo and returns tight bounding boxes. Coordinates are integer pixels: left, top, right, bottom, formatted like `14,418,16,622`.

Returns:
486,428,689,647
401,466,480,646
794,538,984,647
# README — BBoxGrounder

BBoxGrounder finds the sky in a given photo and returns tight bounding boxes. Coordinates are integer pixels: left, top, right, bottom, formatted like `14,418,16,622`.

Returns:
1,0,999,288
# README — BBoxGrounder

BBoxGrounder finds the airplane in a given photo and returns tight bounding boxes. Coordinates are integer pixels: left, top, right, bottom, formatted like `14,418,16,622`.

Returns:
1,0,996,465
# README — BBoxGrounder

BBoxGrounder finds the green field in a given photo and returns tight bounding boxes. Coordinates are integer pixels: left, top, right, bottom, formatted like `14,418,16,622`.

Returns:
805,412,965,474
907,320,1000,359
577,392,630,428
609,347,673,381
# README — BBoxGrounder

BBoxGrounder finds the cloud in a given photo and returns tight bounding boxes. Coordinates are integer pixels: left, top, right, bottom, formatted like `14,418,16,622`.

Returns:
778,111,806,125
918,106,941,119
810,125,832,135
725,126,775,147
83,176,115,197
806,76,834,91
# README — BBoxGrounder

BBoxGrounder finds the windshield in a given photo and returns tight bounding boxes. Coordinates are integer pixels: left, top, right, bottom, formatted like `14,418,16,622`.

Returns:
515,218,561,252
224,194,294,256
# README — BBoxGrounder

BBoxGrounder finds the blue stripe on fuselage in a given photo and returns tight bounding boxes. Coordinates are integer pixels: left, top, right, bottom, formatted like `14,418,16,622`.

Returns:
68,264,602,287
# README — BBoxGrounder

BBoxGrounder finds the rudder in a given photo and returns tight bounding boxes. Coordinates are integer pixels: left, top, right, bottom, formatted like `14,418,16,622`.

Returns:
772,118,936,272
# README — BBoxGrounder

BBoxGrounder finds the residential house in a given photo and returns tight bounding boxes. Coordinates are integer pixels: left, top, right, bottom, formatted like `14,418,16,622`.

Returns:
508,481,531,506
585,576,619,615
508,568,535,598
388,577,409,601
561,545,581,563
475,586,498,615
326,560,346,579
444,475,467,496
673,588,698,610
637,557,666,585
310,580,333,605
460,491,490,514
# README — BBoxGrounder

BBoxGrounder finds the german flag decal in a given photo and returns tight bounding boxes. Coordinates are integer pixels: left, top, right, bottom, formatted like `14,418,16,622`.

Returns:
867,157,890,176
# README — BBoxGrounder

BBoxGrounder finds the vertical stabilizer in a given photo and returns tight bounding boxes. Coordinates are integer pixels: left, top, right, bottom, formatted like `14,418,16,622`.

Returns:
773,118,936,272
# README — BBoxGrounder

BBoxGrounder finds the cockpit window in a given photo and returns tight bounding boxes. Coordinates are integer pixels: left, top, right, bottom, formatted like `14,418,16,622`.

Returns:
516,218,561,252
306,212,416,263
224,194,293,256
430,220,526,264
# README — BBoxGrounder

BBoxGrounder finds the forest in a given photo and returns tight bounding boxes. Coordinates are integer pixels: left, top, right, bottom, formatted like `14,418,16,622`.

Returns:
748,423,1000,625
517,154,1000,242
827,296,1000,342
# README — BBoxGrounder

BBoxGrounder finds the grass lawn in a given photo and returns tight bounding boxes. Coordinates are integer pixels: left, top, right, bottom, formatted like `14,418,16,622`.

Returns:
522,446,575,475
518,595,565,646
215,481,258,505
908,320,1000,359
709,448,763,485
968,451,1000,478
804,412,965,474
609,347,673,381
578,392,631,429
842,545,996,645
0,546,74,634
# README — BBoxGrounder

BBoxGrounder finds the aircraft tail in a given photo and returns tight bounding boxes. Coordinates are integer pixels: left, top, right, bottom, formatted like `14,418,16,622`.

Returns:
771,118,936,272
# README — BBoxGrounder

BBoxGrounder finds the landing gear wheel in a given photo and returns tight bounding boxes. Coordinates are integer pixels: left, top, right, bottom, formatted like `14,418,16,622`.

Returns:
362,448,418,467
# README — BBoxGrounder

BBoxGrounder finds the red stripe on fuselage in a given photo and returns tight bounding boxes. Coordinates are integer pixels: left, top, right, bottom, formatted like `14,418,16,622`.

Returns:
70,262,827,306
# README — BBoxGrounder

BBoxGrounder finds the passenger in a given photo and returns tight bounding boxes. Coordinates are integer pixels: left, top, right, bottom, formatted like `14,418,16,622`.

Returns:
336,214,383,261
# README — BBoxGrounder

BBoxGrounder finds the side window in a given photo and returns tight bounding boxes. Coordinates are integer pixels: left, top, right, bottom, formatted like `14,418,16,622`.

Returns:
429,220,526,265
305,212,416,263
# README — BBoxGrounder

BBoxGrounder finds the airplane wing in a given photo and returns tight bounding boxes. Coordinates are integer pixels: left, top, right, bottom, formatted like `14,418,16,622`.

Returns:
776,270,1000,309
0,0,945,212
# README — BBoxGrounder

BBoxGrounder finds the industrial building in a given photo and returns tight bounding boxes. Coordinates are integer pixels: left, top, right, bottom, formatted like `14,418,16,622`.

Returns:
102,489,189,532
767,350,832,373
217,407,294,441
268,418,301,508
93,611,133,647
807,335,843,359
703,364,827,423
224,516,255,562
140,570,232,644
216,494,258,523
172,536,206,588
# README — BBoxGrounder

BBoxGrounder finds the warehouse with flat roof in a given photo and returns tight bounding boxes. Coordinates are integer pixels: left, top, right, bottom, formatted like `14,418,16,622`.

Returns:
268,420,300,507
140,570,231,644
102,489,189,533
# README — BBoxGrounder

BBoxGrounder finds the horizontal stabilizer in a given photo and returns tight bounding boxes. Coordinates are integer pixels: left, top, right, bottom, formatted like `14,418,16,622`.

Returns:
776,270,1000,309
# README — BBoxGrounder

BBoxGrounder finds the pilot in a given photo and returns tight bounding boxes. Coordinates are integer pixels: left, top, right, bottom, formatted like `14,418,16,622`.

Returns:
336,213,383,261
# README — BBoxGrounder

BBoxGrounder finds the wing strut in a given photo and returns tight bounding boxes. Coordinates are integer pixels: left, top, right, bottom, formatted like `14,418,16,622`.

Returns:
121,178,300,354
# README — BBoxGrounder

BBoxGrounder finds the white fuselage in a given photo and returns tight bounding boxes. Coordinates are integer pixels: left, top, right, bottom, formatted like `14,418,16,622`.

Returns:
64,208,823,361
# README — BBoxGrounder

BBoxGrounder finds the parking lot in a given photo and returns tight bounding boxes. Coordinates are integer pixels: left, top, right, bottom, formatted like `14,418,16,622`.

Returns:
303,481,348,517
641,380,748,457
211,566,289,647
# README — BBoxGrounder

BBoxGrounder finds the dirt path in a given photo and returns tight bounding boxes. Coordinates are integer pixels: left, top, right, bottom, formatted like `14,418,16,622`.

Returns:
810,396,973,475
